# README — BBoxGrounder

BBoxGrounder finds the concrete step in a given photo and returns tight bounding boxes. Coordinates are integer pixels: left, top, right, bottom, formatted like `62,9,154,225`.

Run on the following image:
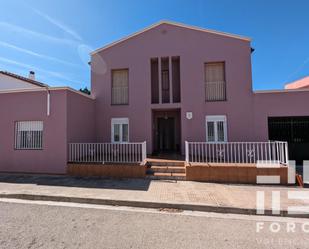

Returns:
146,172,186,181
148,166,185,174
147,161,185,167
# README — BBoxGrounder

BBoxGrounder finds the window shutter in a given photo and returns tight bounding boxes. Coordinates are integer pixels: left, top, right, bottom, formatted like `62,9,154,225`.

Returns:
112,69,128,104
205,62,226,101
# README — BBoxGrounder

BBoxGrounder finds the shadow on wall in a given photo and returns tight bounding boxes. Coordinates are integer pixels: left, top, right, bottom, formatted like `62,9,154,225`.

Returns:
0,174,151,191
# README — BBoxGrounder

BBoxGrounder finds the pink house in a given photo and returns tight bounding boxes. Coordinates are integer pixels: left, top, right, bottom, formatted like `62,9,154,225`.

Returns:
0,21,308,180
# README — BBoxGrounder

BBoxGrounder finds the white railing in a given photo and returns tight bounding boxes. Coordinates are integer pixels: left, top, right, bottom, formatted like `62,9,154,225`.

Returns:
185,141,289,166
205,81,226,101
69,142,147,164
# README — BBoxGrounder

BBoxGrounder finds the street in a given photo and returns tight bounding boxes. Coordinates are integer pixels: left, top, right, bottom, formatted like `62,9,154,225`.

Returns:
0,199,308,249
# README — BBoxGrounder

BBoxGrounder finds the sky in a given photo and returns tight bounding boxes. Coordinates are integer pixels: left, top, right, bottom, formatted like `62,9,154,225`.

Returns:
0,0,308,90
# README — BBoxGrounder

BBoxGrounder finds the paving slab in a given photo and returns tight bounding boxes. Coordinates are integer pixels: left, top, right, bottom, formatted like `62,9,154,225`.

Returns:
0,174,308,217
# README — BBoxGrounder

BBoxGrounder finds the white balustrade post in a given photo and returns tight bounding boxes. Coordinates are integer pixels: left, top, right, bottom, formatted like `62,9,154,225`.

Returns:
285,142,289,166
142,141,147,162
185,141,189,163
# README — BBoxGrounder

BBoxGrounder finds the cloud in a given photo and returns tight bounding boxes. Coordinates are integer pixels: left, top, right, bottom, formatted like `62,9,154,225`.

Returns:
33,9,83,41
286,57,309,82
0,56,81,84
0,41,82,68
0,22,76,45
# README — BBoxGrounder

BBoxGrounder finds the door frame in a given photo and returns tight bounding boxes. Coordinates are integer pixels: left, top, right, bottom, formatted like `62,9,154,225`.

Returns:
152,109,181,155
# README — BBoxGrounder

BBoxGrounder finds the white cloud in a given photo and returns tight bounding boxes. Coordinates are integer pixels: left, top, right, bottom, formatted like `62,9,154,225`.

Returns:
0,56,81,84
0,41,82,68
0,22,76,45
33,9,83,41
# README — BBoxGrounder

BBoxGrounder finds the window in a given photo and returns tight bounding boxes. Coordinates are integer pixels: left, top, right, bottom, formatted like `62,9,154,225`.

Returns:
151,58,159,104
206,116,227,142
112,69,128,105
111,118,129,143
205,62,226,101
15,121,43,149
172,56,181,103
161,57,170,103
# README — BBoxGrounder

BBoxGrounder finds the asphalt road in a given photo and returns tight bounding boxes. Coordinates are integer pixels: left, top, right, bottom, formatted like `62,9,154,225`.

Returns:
0,199,308,249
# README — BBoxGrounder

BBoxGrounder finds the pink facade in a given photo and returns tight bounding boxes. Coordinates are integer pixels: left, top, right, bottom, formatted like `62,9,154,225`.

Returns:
0,21,308,174
91,22,255,154
0,88,94,174
285,76,309,90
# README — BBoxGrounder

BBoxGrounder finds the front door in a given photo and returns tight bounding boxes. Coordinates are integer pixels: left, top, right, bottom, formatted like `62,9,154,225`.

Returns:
157,117,175,153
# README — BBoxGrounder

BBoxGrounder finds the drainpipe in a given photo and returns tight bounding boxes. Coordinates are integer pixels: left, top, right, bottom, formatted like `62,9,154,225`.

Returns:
46,86,50,116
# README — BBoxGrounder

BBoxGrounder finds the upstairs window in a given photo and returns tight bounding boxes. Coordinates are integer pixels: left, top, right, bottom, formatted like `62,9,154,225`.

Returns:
112,69,129,105
15,121,43,149
205,62,226,101
111,118,129,143
161,57,170,103
206,116,227,142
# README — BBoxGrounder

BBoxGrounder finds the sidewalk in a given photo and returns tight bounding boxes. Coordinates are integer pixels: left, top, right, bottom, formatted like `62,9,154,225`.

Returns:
0,174,308,217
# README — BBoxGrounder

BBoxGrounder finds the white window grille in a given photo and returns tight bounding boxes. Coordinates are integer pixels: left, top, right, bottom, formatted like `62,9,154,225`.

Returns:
15,121,43,149
206,115,227,142
205,62,226,101
111,118,129,143
112,69,129,105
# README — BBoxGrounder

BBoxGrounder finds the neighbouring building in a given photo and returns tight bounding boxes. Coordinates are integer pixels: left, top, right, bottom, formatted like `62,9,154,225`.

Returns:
285,76,309,90
0,71,47,90
0,21,308,177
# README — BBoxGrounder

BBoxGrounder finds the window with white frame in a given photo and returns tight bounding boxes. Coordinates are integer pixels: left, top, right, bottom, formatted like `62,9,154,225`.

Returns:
112,69,129,105
15,121,43,149
111,118,129,143
206,116,227,142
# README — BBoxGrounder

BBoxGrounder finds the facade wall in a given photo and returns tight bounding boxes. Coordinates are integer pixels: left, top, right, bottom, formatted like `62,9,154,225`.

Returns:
0,90,67,174
66,90,95,144
0,89,95,174
91,23,254,154
253,91,309,141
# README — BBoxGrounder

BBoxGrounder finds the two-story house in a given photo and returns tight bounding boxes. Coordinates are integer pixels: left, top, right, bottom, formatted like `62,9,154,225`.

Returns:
91,21,255,155
0,21,308,180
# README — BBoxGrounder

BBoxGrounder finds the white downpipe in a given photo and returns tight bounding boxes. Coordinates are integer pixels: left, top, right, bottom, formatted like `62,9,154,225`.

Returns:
46,87,50,116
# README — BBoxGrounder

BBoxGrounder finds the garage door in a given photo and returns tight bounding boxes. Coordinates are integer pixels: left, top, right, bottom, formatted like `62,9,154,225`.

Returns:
268,116,309,166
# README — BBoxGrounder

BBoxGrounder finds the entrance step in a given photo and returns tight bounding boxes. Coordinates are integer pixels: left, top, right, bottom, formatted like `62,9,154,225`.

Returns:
146,159,186,180
147,166,185,174
146,172,186,181
146,159,185,167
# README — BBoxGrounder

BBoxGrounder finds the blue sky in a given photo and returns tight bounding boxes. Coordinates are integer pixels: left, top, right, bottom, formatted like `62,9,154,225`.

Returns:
0,0,308,90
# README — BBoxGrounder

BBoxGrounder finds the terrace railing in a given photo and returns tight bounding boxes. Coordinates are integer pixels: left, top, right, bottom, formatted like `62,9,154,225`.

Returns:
185,141,289,166
205,81,226,101
68,142,147,164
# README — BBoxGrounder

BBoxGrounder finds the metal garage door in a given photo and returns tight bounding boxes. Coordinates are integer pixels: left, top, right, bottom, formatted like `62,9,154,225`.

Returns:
268,116,309,167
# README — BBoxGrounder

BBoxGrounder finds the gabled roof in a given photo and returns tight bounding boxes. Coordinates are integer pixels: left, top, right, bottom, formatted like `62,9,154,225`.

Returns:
285,76,309,90
90,20,251,55
0,71,48,88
